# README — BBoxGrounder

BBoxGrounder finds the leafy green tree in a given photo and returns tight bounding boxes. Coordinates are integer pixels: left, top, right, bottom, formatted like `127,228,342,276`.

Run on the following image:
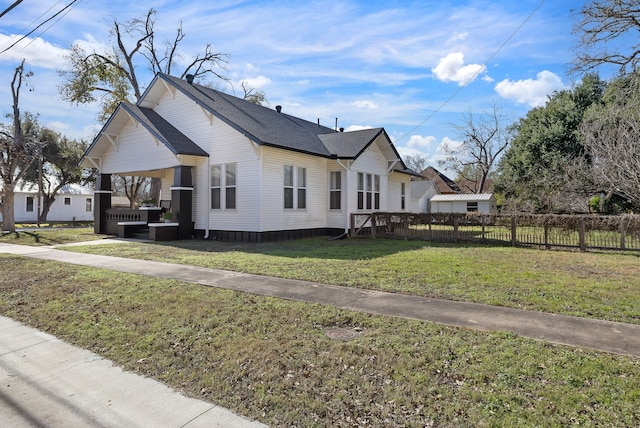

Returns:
494,74,605,212
22,128,91,222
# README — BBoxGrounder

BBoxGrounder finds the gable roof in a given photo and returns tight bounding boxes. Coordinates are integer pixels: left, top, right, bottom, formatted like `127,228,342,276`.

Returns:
120,102,208,157
141,74,412,171
80,101,208,167
418,166,461,193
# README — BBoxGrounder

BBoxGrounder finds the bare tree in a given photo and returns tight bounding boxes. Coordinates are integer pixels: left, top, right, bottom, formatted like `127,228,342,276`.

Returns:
241,81,267,105
59,9,230,122
439,103,513,193
581,73,640,208
403,153,429,174
0,61,42,231
572,0,640,74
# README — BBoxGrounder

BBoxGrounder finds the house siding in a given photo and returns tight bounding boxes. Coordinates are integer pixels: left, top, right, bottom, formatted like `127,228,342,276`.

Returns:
1,192,93,222
260,146,329,231
100,119,179,174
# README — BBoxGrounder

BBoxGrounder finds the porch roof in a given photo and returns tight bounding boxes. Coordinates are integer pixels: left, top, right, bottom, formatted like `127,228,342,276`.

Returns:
80,102,208,169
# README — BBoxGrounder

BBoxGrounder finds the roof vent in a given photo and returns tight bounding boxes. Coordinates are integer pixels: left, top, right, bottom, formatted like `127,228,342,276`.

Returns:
339,127,344,132
276,105,282,113
185,74,194,84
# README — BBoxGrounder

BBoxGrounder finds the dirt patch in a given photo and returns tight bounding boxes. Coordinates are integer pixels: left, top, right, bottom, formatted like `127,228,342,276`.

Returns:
325,327,363,341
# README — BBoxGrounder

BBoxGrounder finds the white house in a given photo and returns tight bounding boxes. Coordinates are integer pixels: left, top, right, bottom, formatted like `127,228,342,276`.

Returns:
80,73,418,241
409,180,439,213
0,184,94,223
430,193,497,214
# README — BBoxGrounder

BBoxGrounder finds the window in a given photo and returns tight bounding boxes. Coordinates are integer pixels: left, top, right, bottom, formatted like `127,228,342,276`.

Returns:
297,167,306,209
467,201,478,212
357,173,364,210
357,172,380,211
284,165,306,209
330,171,341,209
85,198,92,212
225,164,237,210
401,182,406,210
284,165,294,209
26,196,34,212
64,197,71,206
211,163,237,210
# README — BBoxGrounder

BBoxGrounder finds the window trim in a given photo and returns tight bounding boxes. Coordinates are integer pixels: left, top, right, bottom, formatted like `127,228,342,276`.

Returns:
210,163,237,210
357,172,380,211
284,165,307,210
26,196,34,212
329,171,341,210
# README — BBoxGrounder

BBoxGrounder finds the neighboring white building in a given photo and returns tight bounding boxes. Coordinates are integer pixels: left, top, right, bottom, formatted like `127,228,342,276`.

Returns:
409,180,439,213
80,73,418,241
1,184,94,223
430,193,497,214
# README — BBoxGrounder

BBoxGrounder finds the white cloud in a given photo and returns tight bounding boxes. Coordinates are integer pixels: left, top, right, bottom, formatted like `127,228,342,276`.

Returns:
432,52,487,86
436,137,464,154
407,135,435,149
239,75,271,89
351,100,379,110
345,125,373,132
0,35,68,69
494,70,565,107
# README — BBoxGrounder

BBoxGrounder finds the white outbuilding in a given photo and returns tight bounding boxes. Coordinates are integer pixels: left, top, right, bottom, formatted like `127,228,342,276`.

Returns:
430,193,497,214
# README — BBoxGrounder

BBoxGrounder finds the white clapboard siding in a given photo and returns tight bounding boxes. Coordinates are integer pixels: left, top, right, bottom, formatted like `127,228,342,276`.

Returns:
259,146,329,231
2,192,93,222
100,119,179,174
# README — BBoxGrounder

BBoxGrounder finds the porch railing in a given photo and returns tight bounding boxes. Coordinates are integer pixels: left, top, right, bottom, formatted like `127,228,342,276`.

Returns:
105,208,162,235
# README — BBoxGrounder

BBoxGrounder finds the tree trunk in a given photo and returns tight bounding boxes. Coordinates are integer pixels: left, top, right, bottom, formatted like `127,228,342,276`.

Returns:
2,185,16,232
150,177,161,204
38,195,55,223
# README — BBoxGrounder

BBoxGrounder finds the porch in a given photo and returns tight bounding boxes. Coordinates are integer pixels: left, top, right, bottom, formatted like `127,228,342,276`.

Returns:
93,166,195,241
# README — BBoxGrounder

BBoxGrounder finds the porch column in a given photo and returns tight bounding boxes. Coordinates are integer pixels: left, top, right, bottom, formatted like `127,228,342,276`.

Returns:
94,173,112,234
171,166,193,240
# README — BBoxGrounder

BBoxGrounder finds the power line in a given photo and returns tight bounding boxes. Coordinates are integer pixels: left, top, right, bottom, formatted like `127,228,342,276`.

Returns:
20,0,84,51
0,0,64,52
0,0,25,19
395,0,546,143
0,0,80,55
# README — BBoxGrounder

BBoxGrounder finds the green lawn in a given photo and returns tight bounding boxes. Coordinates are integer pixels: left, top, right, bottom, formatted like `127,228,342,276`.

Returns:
0,226,104,246
65,237,640,324
1,229,639,426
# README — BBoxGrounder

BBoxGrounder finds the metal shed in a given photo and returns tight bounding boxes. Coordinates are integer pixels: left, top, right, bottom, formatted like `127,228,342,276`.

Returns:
430,193,497,214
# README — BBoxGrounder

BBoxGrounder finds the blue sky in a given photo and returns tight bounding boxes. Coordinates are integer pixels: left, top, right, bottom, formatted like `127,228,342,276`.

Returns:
0,0,592,169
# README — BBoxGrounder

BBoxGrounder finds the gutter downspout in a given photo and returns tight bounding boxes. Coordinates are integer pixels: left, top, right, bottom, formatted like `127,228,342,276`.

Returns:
204,155,211,239
336,159,350,234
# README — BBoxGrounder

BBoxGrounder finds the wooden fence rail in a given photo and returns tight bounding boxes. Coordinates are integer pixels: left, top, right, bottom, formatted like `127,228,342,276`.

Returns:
350,212,640,252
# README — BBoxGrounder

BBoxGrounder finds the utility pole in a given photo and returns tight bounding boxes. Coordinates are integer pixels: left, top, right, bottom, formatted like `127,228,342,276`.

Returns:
37,145,42,227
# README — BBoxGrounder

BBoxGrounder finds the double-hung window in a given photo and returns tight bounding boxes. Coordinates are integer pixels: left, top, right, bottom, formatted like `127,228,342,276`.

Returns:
329,171,341,210
401,182,406,210
26,196,34,212
357,172,380,210
211,163,237,210
284,165,306,209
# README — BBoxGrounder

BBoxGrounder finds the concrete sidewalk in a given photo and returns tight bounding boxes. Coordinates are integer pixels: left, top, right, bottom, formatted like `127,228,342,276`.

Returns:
0,241,640,427
2,241,640,358
0,316,266,427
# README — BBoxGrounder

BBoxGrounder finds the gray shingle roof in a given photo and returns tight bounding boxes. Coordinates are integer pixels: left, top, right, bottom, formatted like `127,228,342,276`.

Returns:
155,73,402,161
121,102,208,157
